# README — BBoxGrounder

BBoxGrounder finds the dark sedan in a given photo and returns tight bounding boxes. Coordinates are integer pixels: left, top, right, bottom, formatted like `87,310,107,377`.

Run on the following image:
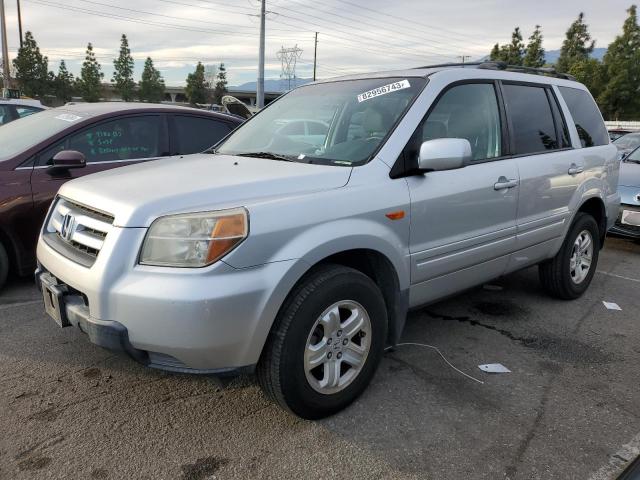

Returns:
0,102,242,288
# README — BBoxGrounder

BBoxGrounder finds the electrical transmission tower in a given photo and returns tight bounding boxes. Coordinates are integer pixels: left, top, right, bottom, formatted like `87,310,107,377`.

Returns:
277,44,302,91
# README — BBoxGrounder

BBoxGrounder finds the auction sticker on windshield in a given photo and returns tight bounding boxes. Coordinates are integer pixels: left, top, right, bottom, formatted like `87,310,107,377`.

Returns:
357,80,411,103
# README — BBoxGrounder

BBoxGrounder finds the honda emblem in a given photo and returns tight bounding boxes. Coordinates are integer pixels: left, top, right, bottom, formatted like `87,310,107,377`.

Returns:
60,214,76,242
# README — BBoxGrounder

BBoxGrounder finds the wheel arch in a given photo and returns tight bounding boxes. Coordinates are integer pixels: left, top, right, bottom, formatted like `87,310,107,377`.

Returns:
576,196,607,248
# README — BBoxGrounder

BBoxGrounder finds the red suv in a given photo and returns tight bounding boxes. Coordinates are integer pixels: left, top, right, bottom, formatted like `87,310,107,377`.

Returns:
0,102,242,288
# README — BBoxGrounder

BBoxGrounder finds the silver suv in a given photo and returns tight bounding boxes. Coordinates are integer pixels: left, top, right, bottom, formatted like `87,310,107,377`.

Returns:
36,65,620,418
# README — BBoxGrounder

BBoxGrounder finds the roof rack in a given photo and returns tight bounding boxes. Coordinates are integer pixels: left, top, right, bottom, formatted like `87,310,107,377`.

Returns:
414,61,577,81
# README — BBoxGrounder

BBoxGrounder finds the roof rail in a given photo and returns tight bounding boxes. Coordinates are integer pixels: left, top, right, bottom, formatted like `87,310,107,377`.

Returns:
414,60,577,81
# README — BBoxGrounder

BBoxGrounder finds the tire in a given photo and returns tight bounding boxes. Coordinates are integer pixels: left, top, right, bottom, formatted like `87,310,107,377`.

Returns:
539,212,600,300
257,264,387,419
0,242,8,291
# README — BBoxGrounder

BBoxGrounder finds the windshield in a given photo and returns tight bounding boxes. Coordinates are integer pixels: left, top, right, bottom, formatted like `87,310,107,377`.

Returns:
0,108,87,162
216,77,427,165
614,133,640,149
627,147,640,163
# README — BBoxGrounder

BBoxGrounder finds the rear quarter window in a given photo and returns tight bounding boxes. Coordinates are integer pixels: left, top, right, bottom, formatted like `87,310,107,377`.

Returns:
558,86,609,148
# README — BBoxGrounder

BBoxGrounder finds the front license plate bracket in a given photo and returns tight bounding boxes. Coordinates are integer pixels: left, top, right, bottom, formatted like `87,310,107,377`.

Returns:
41,275,71,328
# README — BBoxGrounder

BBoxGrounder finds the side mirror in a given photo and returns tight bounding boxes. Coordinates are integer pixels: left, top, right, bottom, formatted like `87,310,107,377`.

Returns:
51,150,86,169
418,138,472,172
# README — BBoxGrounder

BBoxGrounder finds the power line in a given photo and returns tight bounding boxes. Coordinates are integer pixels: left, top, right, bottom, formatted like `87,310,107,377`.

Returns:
23,0,300,39
332,0,493,46
285,0,492,54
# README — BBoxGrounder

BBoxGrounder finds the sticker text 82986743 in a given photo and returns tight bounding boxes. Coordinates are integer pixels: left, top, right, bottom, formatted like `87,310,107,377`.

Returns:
357,79,411,103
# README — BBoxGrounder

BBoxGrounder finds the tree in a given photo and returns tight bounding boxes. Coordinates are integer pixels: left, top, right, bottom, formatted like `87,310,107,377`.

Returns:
53,60,74,103
112,34,135,101
523,25,545,68
213,62,228,104
598,5,640,120
185,62,207,105
77,43,104,102
12,31,49,98
489,27,524,65
556,13,595,73
569,58,606,101
139,57,165,102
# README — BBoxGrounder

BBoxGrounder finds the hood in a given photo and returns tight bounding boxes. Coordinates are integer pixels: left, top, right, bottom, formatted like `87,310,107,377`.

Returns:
59,154,352,227
619,160,640,188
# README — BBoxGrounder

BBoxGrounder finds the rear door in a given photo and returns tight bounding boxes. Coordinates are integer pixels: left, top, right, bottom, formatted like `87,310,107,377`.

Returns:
500,82,578,272
169,115,234,155
406,81,520,306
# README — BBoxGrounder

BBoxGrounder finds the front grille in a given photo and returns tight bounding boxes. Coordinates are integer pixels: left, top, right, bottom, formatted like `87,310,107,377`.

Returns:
44,197,114,267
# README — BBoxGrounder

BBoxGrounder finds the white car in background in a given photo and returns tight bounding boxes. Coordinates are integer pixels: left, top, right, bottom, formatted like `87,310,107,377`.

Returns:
0,98,47,126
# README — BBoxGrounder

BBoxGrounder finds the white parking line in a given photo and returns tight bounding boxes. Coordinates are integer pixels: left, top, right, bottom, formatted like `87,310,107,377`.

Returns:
0,299,42,311
597,271,640,283
588,432,640,480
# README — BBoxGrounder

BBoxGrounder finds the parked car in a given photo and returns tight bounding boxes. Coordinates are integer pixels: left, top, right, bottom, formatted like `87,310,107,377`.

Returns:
36,66,619,418
608,129,635,142
610,146,640,238
0,98,46,126
613,132,640,159
0,102,242,289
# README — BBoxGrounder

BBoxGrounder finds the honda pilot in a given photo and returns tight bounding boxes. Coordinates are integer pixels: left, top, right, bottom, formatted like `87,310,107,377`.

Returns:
36,64,620,419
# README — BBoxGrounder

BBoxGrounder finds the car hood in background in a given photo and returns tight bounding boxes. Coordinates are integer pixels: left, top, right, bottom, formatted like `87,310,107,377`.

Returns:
619,161,640,187
59,154,352,227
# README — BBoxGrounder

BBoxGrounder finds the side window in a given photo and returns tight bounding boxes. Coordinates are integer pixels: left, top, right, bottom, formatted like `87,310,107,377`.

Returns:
0,105,13,125
558,86,609,147
16,106,42,118
37,116,162,166
502,84,559,155
173,116,232,154
420,83,502,161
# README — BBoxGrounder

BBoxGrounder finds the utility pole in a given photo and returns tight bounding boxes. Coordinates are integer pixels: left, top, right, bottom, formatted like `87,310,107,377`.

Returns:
458,55,471,65
0,0,11,90
256,0,265,109
16,0,22,48
313,32,318,81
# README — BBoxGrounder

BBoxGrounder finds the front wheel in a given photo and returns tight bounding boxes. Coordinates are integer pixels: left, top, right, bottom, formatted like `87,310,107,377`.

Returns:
539,212,600,300
257,265,387,419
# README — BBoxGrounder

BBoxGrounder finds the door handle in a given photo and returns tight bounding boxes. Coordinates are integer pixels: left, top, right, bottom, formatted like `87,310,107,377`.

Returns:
568,164,584,175
494,176,519,190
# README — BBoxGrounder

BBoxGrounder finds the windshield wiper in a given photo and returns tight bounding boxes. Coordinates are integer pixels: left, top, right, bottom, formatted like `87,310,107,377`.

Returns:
235,151,295,161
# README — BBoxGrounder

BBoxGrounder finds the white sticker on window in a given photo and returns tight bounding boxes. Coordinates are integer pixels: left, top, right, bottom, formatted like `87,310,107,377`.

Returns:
357,79,411,103
55,113,82,122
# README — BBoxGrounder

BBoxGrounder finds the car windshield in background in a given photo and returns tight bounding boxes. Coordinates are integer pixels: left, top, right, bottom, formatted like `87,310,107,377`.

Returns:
0,109,87,162
613,132,640,149
216,77,427,165
626,148,640,163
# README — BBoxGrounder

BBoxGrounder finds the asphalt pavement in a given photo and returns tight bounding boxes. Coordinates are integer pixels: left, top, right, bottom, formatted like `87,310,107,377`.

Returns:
1,237,639,480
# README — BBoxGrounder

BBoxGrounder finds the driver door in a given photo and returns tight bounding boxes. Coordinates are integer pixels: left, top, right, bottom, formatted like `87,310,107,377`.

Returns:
406,81,520,306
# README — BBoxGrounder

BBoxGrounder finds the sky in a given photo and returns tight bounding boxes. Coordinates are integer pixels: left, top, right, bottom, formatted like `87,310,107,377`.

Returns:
0,0,635,88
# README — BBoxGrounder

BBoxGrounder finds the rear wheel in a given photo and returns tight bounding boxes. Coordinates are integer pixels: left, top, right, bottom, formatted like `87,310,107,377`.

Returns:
0,242,8,290
257,264,387,419
539,213,600,300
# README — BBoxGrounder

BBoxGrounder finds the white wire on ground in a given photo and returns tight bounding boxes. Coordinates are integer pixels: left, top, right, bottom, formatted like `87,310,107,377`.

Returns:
385,342,485,385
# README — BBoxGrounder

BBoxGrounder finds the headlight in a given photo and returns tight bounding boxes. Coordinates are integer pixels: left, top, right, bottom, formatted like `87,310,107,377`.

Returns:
139,208,248,267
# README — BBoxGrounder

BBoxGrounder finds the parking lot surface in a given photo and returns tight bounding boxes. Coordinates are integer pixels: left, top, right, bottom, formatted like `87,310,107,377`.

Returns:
1,237,639,480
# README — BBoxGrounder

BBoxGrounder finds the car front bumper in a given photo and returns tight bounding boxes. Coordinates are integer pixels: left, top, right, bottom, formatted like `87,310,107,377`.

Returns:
610,204,640,239
36,227,304,374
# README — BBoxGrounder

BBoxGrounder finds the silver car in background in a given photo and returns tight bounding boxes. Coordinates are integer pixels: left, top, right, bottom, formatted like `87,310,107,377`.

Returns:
611,146,640,238
36,65,620,418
